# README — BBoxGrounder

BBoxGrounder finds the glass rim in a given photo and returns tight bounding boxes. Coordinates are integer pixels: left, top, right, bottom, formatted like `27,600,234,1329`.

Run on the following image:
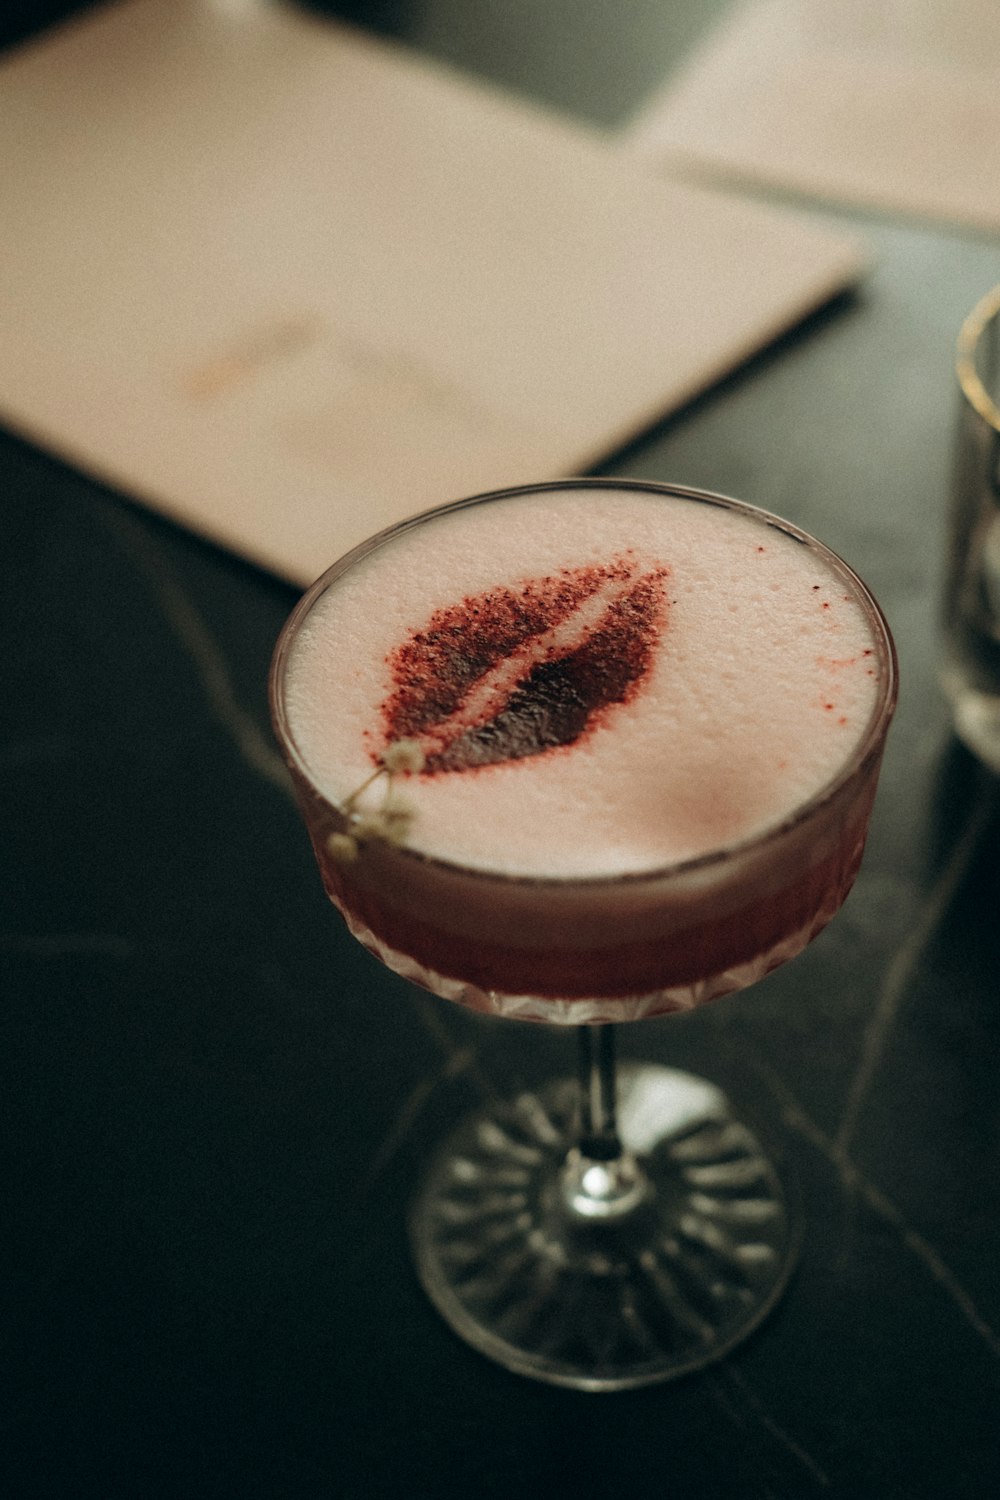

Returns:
269,477,898,891
957,283,1000,434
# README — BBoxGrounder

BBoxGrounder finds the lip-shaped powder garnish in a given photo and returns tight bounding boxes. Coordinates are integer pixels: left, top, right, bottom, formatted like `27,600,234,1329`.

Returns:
376,555,670,772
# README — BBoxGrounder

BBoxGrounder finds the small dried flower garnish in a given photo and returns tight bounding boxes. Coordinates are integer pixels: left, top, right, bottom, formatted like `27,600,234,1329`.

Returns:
380,739,427,775
326,738,426,863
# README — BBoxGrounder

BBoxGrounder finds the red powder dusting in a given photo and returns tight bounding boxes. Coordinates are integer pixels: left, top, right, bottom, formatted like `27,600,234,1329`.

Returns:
378,556,669,773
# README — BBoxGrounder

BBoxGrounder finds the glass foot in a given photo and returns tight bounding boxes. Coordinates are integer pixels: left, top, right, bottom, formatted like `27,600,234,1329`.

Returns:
409,1065,798,1390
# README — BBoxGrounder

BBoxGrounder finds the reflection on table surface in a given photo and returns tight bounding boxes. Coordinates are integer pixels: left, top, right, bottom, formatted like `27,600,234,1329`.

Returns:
2,3,999,1498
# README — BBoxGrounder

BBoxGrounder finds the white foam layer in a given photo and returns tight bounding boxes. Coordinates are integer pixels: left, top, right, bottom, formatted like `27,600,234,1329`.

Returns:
283,486,883,878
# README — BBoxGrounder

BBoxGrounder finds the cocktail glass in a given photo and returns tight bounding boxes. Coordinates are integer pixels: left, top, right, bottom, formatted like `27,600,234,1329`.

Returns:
269,479,897,1390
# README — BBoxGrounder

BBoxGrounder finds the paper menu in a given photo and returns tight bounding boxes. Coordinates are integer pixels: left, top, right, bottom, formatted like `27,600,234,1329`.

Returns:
626,0,1000,236
0,0,864,586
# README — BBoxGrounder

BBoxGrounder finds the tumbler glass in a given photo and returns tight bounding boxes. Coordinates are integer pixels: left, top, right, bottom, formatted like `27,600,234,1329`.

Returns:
941,285,1000,770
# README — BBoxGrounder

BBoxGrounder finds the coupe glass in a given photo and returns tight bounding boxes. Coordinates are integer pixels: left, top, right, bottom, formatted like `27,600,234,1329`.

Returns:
269,479,897,1390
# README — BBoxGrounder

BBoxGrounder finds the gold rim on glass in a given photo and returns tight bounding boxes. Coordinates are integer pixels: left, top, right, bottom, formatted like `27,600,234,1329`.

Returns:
957,283,1000,434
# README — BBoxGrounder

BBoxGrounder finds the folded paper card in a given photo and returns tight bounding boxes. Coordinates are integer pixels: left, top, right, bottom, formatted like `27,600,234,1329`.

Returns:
627,0,1000,236
0,0,863,585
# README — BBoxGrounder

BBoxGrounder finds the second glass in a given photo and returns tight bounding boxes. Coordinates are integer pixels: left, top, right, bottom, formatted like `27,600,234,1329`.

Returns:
942,284,1000,770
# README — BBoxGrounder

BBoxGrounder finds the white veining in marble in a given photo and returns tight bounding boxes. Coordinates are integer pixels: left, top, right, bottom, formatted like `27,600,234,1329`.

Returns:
835,785,994,1159
98,503,291,796
364,1043,477,1185
750,1050,1000,1361
713,1362,832,1490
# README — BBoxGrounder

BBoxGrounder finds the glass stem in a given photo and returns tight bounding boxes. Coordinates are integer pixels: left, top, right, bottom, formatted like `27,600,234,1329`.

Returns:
577,1024,622,1160
563,1024,646,1221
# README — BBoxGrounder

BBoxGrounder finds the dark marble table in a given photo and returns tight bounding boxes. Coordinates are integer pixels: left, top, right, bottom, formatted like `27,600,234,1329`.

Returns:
3,4,1000,1496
